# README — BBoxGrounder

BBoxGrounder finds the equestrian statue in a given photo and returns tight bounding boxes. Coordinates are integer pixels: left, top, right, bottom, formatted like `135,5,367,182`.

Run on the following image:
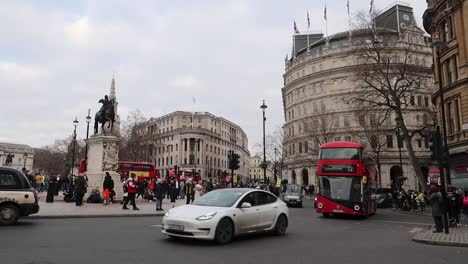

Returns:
94,95,116,134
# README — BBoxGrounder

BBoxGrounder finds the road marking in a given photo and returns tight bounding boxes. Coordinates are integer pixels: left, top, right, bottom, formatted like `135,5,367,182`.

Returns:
151,224,162,227
409,227,424,233
368,219,432,226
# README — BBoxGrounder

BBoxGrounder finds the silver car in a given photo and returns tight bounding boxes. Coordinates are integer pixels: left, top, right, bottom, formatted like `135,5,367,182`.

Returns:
283,184,303,208
162,188,289,244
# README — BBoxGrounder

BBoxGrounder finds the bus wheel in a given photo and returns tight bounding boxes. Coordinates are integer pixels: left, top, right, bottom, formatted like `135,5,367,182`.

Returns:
322,213,330,218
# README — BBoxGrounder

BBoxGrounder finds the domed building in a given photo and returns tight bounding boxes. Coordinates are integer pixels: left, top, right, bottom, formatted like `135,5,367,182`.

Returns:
282,4,435,190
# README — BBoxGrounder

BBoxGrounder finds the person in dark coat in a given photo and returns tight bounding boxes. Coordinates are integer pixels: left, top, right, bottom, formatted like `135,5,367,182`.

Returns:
74,174,87,206
103,172,115,203
428,186,443,233
169,179,178,203
185,179,194,204
154,179,164,211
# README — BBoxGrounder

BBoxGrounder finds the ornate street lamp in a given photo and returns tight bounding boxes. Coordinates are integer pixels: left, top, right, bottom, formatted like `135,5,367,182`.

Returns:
84,109,92,171
260,100,268,183
71,117,79,177
23,152,28,170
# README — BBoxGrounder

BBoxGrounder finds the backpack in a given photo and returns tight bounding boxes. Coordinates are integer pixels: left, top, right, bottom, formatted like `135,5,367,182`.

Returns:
463,196,468,207
123,180,128,193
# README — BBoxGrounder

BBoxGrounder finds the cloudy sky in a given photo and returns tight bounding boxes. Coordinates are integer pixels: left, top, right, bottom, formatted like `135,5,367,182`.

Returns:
0,0,427,151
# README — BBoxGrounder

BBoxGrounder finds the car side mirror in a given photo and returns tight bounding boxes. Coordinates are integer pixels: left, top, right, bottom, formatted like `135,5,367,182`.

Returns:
241,202,252,208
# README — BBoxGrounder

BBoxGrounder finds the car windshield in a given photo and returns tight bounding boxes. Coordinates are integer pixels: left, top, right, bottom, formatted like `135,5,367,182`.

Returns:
192,189,246,207
318,176,362,202
286,185,301,195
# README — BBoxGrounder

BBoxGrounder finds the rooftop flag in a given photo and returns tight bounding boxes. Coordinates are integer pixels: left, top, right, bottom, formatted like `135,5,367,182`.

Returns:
307,11,310,29
369,0,374,14
294,21,300,34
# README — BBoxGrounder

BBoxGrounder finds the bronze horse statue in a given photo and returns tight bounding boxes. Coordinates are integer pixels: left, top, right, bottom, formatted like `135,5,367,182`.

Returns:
94,96,115,134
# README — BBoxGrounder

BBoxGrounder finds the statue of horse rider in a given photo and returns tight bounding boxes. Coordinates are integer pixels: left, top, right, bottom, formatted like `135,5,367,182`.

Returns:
94,95,116,134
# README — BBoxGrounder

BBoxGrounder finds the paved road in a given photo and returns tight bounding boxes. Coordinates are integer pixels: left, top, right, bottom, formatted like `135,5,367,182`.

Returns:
1,200,467,264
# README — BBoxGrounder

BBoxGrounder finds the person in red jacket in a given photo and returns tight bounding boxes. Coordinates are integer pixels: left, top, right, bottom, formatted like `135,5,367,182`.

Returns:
122,173,139,210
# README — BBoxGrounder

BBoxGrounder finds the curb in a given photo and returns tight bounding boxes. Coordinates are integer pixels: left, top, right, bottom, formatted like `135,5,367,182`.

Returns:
412,237,468,248
25,213,165,219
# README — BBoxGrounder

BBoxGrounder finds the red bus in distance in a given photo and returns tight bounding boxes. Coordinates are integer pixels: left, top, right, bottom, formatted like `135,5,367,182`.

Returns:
168,169,202,182
78,160,160,181
116,161,160,180
315,141,377,217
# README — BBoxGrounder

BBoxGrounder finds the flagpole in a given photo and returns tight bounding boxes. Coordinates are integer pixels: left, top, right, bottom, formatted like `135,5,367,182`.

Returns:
348,0,351,39
307,11,310,51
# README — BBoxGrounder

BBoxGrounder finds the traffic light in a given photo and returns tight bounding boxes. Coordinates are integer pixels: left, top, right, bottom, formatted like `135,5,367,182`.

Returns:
430,126,442,161
232,153,240,170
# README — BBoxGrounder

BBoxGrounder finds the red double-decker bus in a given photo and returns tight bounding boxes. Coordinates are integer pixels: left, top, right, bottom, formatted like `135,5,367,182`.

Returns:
168,169,202,182
315,141,377,217
116,161,160,180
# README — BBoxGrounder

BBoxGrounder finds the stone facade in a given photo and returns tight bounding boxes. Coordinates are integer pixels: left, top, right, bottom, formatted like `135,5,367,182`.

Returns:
424,0,468,190
0,142,34,172
282,4,435,190
249,155,274,182
139,111,250,182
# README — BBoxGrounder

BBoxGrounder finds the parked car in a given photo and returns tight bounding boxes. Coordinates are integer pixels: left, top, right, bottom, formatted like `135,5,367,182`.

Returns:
162,188,288,244
283,184,303,208
0,167,39,225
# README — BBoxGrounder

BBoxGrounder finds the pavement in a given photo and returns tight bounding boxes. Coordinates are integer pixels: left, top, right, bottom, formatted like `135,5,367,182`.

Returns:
30,192,186,218
413,228,468,247
2,199,468,264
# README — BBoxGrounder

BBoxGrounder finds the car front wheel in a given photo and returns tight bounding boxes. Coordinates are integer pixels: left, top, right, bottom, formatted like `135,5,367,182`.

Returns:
0,204,19,225
214,218,234,244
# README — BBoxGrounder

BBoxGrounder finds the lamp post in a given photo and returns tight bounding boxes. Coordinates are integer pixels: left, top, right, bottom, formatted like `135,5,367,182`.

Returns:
395,117,404,189
70,117,79,177
433,38,450,234
23,152,28,170
260,100,268,183
433,39,451,184
274,147,278,184
84,109,92,172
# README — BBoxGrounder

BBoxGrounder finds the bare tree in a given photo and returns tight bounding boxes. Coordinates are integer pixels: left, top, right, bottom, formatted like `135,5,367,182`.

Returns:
355,109,392,187
119,109,148,161
34,137,86,175
303,115,338,152
254,126,285,180
350,10,434,190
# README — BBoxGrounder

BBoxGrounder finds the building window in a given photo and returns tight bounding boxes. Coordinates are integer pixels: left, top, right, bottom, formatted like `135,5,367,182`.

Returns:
417,138,422,149
184,158,187,164
321,101,326,111
299,142,303,153
304,141,308,153
334,137,341,141
344,116,350,127
447,100,460,134
313,102,318,113
344,136,351,141
320,83,324,93
442,18,453,42
386,135,393,148
334,117,340,128
417,96,422,106
424,97,429,107
446,60,453,85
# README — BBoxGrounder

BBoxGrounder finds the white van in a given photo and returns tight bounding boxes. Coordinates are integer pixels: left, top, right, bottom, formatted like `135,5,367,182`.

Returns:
0,167,39,225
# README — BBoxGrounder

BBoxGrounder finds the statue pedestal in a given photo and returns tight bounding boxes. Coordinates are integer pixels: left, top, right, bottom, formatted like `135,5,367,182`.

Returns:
85,135,123,201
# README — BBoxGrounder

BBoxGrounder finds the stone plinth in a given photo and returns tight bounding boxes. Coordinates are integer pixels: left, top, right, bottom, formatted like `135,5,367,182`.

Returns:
85,134,123,200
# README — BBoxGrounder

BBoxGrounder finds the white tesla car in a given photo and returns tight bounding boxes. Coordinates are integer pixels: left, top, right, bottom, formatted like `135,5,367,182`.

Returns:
161,188,289,244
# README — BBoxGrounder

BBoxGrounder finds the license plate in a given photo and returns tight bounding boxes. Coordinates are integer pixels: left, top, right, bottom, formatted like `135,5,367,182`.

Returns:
332,209,343,213
168,224,184,231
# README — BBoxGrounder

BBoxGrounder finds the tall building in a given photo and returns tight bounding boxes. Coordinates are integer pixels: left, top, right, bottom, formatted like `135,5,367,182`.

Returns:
0,142,34,172
282,4,435,190
423,0,468,189
138,111,250,181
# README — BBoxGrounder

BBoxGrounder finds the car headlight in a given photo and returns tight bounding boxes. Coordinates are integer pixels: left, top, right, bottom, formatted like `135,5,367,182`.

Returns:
195,212,217,221
284,197,289,201
164,211,170,217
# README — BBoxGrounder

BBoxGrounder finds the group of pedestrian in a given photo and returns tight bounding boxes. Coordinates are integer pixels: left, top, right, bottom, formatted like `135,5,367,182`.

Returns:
393,188,426,212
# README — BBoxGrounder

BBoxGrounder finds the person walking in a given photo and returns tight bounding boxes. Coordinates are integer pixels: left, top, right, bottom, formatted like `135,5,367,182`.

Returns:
122,173,139,210
193,181,204,201
169,179,177,203
154,178,164,211
428,186,443,233
185,179,194,204
74,174,87,207
416,191,426,213
179,180,185,200
103,172,115,204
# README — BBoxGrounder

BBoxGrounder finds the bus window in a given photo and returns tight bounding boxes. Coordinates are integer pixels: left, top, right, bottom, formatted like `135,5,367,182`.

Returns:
319,148,362,160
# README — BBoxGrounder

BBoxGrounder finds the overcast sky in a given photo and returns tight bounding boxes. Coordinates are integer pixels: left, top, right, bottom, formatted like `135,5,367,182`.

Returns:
0,0,428,151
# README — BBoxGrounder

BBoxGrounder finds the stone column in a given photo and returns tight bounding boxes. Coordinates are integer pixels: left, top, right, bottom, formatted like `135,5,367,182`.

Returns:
85,134,123,200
